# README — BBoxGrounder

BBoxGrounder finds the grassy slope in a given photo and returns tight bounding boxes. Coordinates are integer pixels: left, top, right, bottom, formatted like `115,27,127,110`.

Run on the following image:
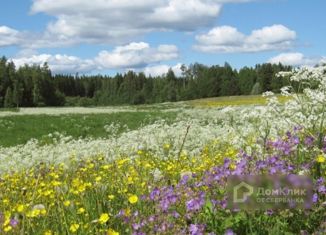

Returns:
0,111,177,147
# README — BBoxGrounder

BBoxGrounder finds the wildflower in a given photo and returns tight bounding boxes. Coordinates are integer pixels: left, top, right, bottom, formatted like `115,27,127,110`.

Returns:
163,143,171,150
189,224,205,235
10,218,19,227
225,228,236,235
63,200,71,207
99,213,110,224
186,193,205,212
108,195,115,200
316,155,325,163
312,193,318,203
44,230,53,235
2,198,9,205
107,228,119,235
304,136,314,146
51,180,62,186
69,223,80,233
16,204,25,212
3,226,12,232
128,195,138,204
77,207,85,214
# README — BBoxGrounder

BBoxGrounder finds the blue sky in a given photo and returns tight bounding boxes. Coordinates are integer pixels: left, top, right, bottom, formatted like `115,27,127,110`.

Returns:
0,0,325,75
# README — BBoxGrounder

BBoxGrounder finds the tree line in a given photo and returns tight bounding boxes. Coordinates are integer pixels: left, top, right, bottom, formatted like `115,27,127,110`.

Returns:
0,56,292,108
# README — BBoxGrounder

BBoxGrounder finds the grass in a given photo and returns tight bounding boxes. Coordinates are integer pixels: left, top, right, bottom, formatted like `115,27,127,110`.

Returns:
0,111,177,147
188,94,290,107
0,107,20,112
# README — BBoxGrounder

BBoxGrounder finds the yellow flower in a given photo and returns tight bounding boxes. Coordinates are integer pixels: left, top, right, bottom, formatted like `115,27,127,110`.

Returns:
4,226,12,232
2,199,9,205
127,176,133,184
107,228,119,235
128,195,138,204
98,213,110,224
108,195,115,200
95,176,102,182
163,143,171,150
102,164,110,170
230,163,236,170
44,230,53,235
63,200,71,207
40,209,47,215
52,180,62,186
69,223,80,233
87,163,95,169
77,207,85,214
17,204,25,212
77,184,86,193
316,155,325,163
124,208,131,217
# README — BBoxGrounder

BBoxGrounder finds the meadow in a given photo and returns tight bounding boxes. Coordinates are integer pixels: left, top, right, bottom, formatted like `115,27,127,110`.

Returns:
0,66,325,234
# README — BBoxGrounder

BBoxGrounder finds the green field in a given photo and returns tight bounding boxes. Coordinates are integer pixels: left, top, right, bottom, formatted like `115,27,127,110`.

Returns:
0,111,177,147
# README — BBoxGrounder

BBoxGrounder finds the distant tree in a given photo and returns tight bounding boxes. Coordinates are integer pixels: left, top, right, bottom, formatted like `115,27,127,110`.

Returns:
13,80,23,107
238,67,256,95
4,87,14,108
250,82,262,95
257,63,274,92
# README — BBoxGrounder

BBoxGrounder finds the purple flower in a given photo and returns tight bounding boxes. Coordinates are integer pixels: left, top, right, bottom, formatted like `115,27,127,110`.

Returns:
318,185,326,194
186,192,205,212
256,160,267,170
180,175,190,185
292,136,300,145
171,211,180,218
189,224,205,235
186,198,204,211
224,158,231,168
132,223,141,230
265,209,274,216
224,228,236,235
159,190,178,212
149,187,160,200
304,136,314,147
312,193,318,203
10,218,19,227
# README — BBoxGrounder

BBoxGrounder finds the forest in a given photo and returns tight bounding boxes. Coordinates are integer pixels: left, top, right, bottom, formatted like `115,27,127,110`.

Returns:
0,56,292,107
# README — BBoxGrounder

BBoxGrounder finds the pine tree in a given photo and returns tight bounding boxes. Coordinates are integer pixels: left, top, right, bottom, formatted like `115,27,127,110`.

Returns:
4,87,14,108
13,81,23,107
250,82,262,95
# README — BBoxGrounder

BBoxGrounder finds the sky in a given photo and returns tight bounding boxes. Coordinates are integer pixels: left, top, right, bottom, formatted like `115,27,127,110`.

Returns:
0,0,325,76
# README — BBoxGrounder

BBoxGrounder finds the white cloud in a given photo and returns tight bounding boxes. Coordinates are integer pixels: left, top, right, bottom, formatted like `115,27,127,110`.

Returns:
11,42,179,74
0,26,20,47
28,0,225,47
95,42,179,69
268,52,325,66
194,24,296,53
144,63,183,77
0,0,259,48
12,54,96,74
